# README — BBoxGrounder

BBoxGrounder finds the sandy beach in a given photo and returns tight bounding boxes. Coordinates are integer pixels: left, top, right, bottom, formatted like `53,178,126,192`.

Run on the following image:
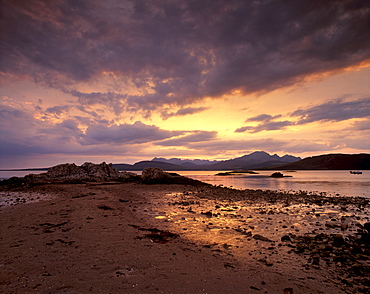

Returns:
1,181,369,294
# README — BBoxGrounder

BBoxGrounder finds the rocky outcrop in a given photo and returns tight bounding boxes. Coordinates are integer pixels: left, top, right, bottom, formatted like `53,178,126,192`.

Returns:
1,162,140,185
141,167,206,185
1,164,206,186
45,162,121,181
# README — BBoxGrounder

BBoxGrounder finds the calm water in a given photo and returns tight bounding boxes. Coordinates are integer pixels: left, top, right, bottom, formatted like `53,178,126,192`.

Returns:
179,170,370,198
1,169,369,198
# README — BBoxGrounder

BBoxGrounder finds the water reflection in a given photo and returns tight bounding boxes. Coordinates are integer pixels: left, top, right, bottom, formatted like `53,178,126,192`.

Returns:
143,190,368,266
184,170,369,198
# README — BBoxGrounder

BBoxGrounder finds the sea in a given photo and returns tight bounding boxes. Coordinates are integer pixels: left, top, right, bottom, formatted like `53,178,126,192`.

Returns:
0,169,369,198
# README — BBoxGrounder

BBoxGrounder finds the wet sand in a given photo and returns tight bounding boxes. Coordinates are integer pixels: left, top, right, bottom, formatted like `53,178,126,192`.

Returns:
0,182,369,293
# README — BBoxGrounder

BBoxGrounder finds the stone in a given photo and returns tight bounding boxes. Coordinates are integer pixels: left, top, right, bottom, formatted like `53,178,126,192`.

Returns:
253,234,274,242
141,167,206,185
270,172,284,178
281,235,291,242
332,234,345,244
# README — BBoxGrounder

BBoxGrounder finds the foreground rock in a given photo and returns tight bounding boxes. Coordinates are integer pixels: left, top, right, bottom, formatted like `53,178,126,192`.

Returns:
0,163,207,186
0,162,140,185
142,167,206,185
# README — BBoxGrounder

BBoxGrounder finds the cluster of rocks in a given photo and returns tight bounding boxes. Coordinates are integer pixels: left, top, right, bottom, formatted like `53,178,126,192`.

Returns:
0,164,206,186
287,224,370,292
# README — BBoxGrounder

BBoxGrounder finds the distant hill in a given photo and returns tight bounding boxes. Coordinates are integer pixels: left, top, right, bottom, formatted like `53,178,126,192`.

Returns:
113,151,301,171
152,157,219,166
205,151,301,170
113,161,188,171
4,152,367,173
264,154,370,170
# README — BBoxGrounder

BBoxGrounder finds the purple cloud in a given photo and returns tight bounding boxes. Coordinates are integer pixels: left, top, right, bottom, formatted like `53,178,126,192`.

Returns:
2,0,369,112
82,121,182,145
291,97,370,124
156,131,217,146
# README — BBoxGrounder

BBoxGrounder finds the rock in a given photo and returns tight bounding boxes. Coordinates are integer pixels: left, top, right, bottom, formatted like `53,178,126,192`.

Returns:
364,222,370,233
201,211,213,218
360,233,370,244
141,167,206,185
46,162,122,181
253,234,274,242
142,167,173,184
332,234,345,244
281,235,291,242
1,162,141,185
270,172,284,178
340,223,349,230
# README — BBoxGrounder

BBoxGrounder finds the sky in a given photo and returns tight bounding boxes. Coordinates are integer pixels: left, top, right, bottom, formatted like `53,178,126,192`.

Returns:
1,0,370,168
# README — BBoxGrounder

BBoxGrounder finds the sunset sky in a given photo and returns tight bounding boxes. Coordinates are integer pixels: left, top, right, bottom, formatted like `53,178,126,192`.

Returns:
1,0,370,168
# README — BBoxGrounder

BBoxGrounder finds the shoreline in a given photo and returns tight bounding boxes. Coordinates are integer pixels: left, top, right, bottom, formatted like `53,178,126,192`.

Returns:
1,182,369,293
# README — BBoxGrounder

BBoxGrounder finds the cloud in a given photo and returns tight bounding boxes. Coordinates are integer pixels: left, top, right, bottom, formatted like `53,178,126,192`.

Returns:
2,0,370,113
156,131,217,146
246,114,282,122
351,118,370,131
161,107,209,119
235,121,294,133
82,121,182,145
46,105,72,115
291,97,370,124
0,105,182,161
236,97,370,133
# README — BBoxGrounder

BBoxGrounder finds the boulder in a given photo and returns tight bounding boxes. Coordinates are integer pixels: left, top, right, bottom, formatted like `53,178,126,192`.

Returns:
141,167,207,185
142,167,173,184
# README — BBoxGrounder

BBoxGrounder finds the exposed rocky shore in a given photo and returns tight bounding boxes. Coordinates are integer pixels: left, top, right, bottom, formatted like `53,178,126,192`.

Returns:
1,162,369,293
0,162,206,186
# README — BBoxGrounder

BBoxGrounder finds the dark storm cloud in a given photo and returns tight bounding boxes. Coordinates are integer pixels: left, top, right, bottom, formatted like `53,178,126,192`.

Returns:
292,97,370,124
2,0,370,112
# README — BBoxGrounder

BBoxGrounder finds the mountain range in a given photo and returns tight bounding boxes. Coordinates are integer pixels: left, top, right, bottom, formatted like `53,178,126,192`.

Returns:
265,153,370,170
113,151,301,171
4,152,369,172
